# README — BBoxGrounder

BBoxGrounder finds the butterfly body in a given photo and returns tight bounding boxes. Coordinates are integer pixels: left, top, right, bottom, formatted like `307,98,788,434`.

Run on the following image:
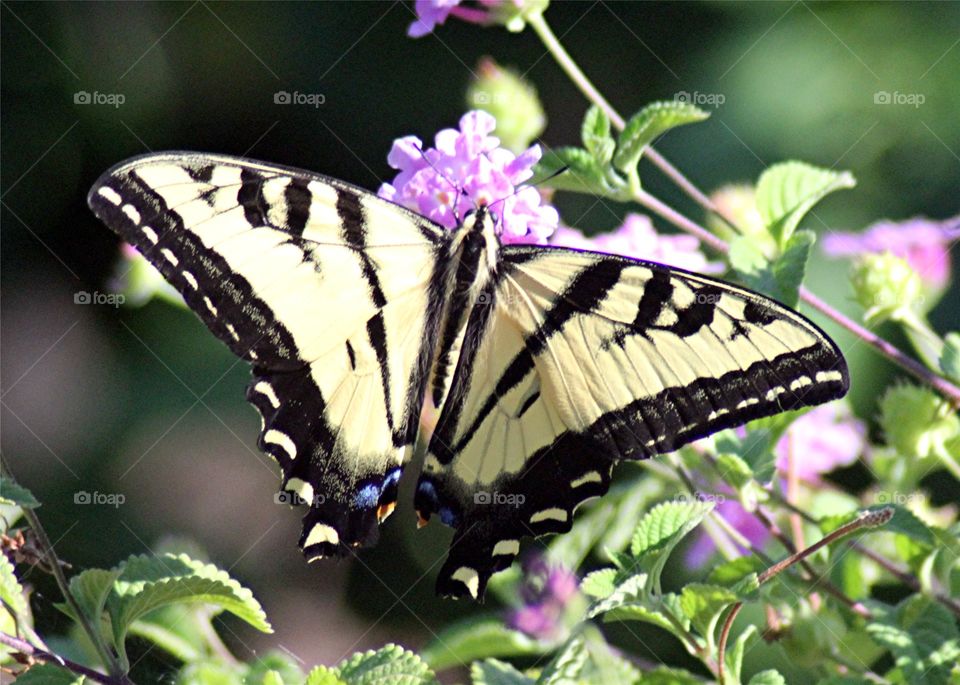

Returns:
89,152,848,600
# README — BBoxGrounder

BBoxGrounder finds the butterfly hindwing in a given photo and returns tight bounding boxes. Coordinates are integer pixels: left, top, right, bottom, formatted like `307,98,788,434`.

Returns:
88,152,449,558
418,245,848,599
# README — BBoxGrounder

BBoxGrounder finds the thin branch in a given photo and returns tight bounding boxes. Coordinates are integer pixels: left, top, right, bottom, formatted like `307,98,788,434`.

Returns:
0,631,126,685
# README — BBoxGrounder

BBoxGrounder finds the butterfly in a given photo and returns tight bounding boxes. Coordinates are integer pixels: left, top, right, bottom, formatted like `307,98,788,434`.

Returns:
88,152,848,599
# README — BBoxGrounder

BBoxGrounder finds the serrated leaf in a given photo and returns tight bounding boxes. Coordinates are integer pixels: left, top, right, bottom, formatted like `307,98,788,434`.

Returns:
245,650,305,685
679,583,738,640
13,664,86,684
866,595,960,685
748,670,786,685
306,666,347,685
940,333,960,383
0,553,28,620
0,477,40,509
755,161,855,246
109,553,270,664
580,569,618,600
590,575,687,637
533,147,608,195
614,101,709,173
471,659,534,685
770,229,816,307
581,105,614,166
631,500,715,558
56,568,119,634
421,616,544,671
337,644,436,685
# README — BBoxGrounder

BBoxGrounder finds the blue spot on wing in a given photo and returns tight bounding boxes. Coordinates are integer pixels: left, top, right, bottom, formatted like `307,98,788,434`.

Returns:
355,483,380,509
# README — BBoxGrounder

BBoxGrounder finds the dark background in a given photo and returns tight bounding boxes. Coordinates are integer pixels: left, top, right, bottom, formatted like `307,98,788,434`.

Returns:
2,0,958,676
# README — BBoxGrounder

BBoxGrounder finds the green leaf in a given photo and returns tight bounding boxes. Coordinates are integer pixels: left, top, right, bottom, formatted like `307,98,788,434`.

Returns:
260,672,284,685
724,624,758,685
176,660,242,685
581,105,615,166
631,500,715,558
679,583,738,640
12,664,85,684
748,670,786,685
539,627,638,685
421,616,544,671
730,230,815,307
580,569,618,599
337,644,437,685
639,666,704,684
0,553,28,620
55,568,119,635
127,604,210,663
940,333,960,383
0,477,40,509
533,147,609,195
716,453,754,491
246,650,306,685
614,101,709,173
471,659,534,685
755,161,855,246
305,666,347,685
867,595,960,685
109,553,270,664
708,556,767,587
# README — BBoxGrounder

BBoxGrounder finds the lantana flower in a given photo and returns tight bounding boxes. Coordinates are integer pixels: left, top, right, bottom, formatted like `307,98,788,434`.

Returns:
551,213,724,273
507,556,580,641
379,110,558,243
823,216,960,293
407,0,541,38
686,498,770,568
775,401,867,483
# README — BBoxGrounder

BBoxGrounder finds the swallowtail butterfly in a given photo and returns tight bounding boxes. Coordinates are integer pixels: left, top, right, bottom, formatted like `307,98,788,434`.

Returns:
88,152,848,599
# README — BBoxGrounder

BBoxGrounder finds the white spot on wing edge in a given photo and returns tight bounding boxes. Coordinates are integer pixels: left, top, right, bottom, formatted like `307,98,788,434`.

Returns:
530,507,567,524
98,186,122,205
122,204,141,224
492,540,519,557
226,323,240,341
254,381,281,409
285,477,314,503
304,523,339,548
161,248,179,267
816,370,844,383
142,226,159,244
203,296,218,316
451,566,480,599
264,429,296,460
182,272,198,290
571,471,602,488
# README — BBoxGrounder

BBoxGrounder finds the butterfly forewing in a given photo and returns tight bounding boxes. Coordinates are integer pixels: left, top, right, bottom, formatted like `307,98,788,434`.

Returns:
418,245,848,599
88,152,449,558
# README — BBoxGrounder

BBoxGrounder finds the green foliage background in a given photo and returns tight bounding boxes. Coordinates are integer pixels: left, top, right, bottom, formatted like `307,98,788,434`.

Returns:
2,2,958,682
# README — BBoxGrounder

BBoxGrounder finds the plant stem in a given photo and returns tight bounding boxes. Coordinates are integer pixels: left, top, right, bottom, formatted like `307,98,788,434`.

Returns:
0,631,131,685
0,459,125,679
529,12,960,408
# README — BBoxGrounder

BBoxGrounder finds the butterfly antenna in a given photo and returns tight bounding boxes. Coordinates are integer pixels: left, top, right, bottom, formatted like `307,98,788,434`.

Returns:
414,143,468,224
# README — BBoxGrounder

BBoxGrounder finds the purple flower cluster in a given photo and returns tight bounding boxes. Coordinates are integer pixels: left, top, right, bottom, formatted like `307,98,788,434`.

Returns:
407,0,505,37
551,213,724,273
507,556,579,641
823,216,960,291
378,110,558,244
